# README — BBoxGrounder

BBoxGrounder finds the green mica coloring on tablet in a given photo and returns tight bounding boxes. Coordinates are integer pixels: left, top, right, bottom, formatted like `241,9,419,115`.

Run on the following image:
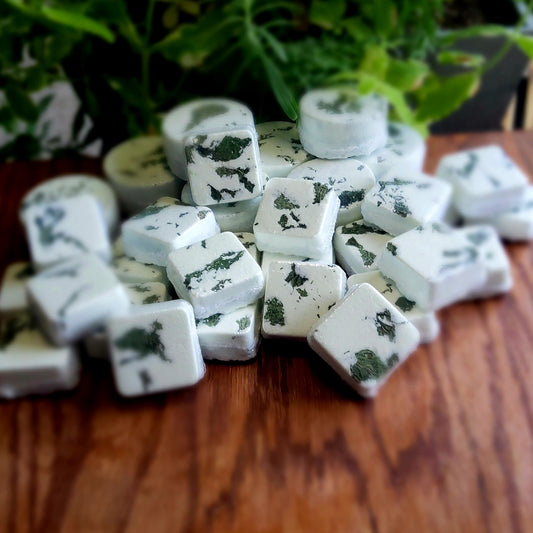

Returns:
386,242,398,256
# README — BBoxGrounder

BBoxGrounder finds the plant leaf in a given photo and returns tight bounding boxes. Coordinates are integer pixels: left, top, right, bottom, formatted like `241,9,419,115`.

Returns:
5,84,38,122
386,58,429,92
437,50,485,68
309,0,346,31
41,5,115,43
260,54,298,120
415,72,480,122
439,25,509,47
511,33,533,58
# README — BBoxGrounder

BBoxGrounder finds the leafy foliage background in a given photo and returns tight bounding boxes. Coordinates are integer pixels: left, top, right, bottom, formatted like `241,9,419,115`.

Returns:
1,0,533,160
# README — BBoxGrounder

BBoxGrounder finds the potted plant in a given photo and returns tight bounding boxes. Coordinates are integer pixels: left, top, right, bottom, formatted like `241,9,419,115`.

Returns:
1,0,533,160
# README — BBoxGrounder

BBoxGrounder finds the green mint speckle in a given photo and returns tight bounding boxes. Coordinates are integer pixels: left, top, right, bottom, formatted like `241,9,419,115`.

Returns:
35,206,87,251
138,369,153,391
185,103,229,131
116,320,170,365
296,288,308,298
312,182,330,204
395,296,416,312
264,297,285,326
196,313,223,327
196,135,251,162
132,203,168,219
211,278,232,291
342,223,386,235
317,94,362,114
274,193,299,210
142,294,161,304
346,237,376,267
236,316,251,331
387,242,398,256
374,309,396,341
338,189,365,207
350,350,399,382
216,166,255,193
284,263,308,287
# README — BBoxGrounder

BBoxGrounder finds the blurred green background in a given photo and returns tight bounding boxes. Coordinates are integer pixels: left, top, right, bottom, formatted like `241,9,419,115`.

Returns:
1,0,533,161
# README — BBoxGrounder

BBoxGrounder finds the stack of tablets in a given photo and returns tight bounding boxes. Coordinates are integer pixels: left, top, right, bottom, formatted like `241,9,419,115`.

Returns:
1,89,528,401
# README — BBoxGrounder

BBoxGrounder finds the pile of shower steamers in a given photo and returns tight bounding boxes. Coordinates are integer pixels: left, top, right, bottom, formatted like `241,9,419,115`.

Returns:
1,89,531,400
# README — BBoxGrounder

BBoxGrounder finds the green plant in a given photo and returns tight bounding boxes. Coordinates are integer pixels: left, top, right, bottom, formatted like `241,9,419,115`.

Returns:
1,0,533,160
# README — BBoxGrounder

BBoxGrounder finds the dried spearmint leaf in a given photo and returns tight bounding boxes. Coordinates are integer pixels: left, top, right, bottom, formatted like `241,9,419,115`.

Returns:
115,320,171,365
264,297,285,326
284,263,308,287
236,316,251,331
349,350,399,382
185,103,229,131
346,237,376,267
184,250,244,289
374,309,396,341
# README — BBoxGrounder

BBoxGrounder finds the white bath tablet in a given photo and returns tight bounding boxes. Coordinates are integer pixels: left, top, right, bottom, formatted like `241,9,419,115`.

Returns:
436,144,528,219
166,232,264,318
287,158,376,226
256,121,313,179
361,171,452,236
357,122,426,180
27,253,130,345
162,98,254,179
333,220,392,275
347,271,439,343
262,261,346,339
307,282,420,398
22,195,112,271
298,88,388,159
121,197,219,267
462,225,512,299
185,126,263,205
253,177,339,259
0,311,80,399
378,222,488,311
103,136,180,215
196,302,261,362
19,174,119,236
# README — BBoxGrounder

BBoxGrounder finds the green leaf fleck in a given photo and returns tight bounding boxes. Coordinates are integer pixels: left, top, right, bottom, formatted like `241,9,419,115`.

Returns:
349,349,398,382
264,297,285,326
284,263,308,287
395,296,416,312
236,316,251,331
313,182,331,204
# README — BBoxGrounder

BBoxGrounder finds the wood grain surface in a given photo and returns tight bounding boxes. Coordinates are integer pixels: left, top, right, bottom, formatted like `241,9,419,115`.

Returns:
1,132,533,533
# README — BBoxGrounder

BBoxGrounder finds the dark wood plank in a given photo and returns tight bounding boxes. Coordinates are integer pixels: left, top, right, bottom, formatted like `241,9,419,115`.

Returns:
0,134,532,533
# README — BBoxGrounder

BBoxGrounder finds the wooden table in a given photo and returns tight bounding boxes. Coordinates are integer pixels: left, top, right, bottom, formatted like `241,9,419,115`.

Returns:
1,131,533,533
